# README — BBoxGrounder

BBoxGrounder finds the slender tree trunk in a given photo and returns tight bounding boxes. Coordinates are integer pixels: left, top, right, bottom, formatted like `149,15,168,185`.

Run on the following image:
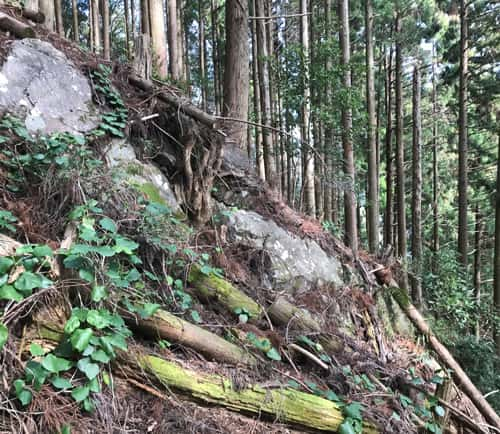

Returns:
395,13,408,288
124,0,131,58
255,0,275,184
473,204,483,341
141,0,150,35
167,0,181,79
494,119,500,355
301,0,315,216
458,0,469,268
250,0,265,179
323,0,333,221
149,0,167,77
222,0,249,151
102,0,111,60
131,0,136,42
72,0,79,42
365,0,379,253
92,0,101,53
338,0,357,254
210,0,221,114
54,0,64,36
24,0,38,12
411,65,422,307
89,0,94,51
199,0,208,111
39,0,56,31
432,41,440,263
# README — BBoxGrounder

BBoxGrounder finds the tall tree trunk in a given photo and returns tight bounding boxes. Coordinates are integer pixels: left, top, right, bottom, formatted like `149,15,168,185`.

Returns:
365,0,378,253
432,41,440,262
210,0,221,114
92,0,101,53
167,0,181,79
102,0,111,60
199,0,208,111
24,0,38,12
301,0,315,216
54,0,64,36
131,0,136,43
323,0,333,221
411,65,422,308
494,118,500,355
39,0,55,31
141,0,150,35
384,46,394,247
222,0,249,151
89,0,94,51
458,0,469,268
124,0,131,58
255,0,275,184
250,0,265,179
150,0,167,77
395,13,407,288
338,0,357,254
72,0,79,42
473,204,483,340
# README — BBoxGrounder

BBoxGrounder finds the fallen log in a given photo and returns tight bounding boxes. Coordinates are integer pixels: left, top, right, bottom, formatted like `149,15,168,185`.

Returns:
124,308,256,366
389,285,500,429
128,75,217,129
0,12,35,38
268,296,321,332
140,354,379,433
21,8,45,23
188,265,262,318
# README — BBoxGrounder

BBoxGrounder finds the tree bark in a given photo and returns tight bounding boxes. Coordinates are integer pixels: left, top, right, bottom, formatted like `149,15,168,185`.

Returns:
141,0,150,35
102,0,111,60
458,0,469,268
198,0,208,111
222,0,249,151
338,0,358,255
432,42,440,264
54,0,64,36
411,65,422,307
39,0,55,31
494,122,500,355
124,0,131,58
384,45,393,248
365,0,379,253
91,0,101,53
167,0,182,79
22,8,45,23
210,0,221,114
473,204,483,340
255,0,275,185
72,0,79,41
395,13,408,288
0,12,36,38
150,0,168,78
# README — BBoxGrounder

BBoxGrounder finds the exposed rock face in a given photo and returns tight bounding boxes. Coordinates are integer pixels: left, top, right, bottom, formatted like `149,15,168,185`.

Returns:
106,139,181,213
0,39,99,134
226,209,344,291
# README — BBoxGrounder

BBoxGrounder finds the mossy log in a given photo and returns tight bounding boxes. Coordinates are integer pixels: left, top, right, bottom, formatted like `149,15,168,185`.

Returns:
124,308,256,366
140,354,379,433
188,265,262,318
389,286,500,429
0,12,35,38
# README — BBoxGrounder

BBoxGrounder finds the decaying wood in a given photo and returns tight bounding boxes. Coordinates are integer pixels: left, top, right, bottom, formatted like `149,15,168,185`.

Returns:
267,296,321,332
21,8,45,23
0,12,36,38
128,75,217,129
140,354,379,433
132,34,152,80
389,285,500,429
123,308,256,366
0,234,22,256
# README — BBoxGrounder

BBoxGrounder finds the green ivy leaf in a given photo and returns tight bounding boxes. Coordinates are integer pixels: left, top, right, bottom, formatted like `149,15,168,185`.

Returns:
0,285,24,302
29,343,46,357
343,402,363,420
434,405,445,417
338,420,356,434
14,272,42,292
91,285,108,302
77,358,100,380
0,257,14,274
70,328,94,352
51,376,73,389
90,349,111,363
93,246,115,257
137,303,160,319
13,379,32,406
86,310,110,329
41,354,72,373
64,316,81,334
82,396,96,412
190,310,202,323
60,424,71,434
266,347,281,361
79,268,94,283
32,245,53,257
71,385,90,402
99,217,117,233
113,236,138,255
0,323,8,350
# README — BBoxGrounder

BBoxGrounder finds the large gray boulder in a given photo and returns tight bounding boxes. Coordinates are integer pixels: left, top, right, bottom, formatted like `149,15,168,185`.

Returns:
0,39,99,135
226,209,344,291
106,139,181,213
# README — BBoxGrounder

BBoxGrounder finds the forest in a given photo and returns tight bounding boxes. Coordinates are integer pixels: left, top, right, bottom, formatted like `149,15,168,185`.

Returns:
0,0,498,431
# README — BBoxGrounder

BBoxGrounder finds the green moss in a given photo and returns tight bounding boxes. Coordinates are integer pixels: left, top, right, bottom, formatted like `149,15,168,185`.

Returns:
188,265,262,318
125,163,144,176
141,355,378,433
389,286,411,309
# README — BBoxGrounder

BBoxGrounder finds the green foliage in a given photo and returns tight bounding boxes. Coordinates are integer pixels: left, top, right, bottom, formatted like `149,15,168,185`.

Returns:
246,332,281,361
0,209,17,233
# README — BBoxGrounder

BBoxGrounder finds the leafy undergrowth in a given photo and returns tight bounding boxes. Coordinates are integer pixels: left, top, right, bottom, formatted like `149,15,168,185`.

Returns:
0,25,487,434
